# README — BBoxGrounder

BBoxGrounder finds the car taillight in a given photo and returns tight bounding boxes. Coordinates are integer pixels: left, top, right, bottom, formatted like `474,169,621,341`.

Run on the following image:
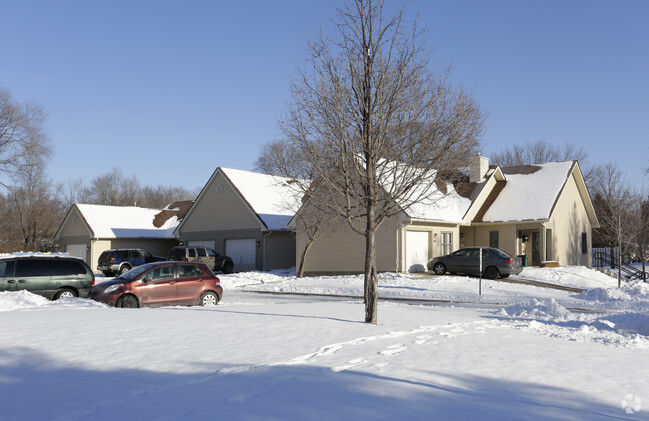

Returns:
110,257,115,263
91,274,95,287
506,259,514,265
214,276,220,283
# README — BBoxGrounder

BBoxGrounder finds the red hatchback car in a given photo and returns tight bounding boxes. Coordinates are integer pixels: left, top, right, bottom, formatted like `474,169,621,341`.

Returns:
87,261,222,308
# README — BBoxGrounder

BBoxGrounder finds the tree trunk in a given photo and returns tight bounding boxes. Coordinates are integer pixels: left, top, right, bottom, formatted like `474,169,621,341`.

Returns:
297,239,315,278
364,224,378,324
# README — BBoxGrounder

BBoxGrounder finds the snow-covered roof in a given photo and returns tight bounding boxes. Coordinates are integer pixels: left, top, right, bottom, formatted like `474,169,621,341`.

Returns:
405,183,473,223
74,204,178,239
221,168,304,230
480,161,575,222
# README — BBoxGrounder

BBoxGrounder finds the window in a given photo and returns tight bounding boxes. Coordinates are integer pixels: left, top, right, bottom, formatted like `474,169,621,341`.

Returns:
197,248,207,257
188,248,196,258
177,264,204,278
151,265,175,281
441,232,453,255
16,260,52,277
207,249,217,257
0,261,15,277
581,232,587,254
50,260,86,276
489,231,499,249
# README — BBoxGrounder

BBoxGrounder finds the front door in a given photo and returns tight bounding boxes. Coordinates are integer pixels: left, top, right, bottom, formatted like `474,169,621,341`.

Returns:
532,231,541,266
138,265,177,306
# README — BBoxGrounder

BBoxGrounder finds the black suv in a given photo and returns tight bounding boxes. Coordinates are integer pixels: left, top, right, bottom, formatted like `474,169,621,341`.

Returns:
97,249,165,276
0,253,95,300
167,246,234,273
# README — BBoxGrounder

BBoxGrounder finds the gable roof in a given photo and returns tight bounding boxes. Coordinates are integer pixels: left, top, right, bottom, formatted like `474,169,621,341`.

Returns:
57,204,179,239
475,161,593,223
178,167,304,233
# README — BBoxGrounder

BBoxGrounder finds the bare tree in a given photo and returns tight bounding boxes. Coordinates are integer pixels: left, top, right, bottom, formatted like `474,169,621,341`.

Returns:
254,139,314,179
66,169,196,209
589,163,640,286
0,155,64,251
491,140,589,166
0,87,52,188
281,0,485,323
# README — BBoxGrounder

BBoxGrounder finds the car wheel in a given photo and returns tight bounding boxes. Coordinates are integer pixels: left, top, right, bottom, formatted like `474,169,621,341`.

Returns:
222,261,234,274
53,288,77,300
200,291,219,306
116,295,139,308
484,266,500,279
432,262,446,275
119,265,131,275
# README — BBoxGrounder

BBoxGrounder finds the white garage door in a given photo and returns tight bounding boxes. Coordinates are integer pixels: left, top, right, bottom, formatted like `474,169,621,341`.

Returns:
66,244,87,262
188,240,216,249
226,239,256,272
406,231,429,273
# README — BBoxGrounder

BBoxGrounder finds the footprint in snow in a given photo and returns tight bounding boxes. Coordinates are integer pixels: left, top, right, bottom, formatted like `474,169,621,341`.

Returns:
379,344,407,356
331,358,368,373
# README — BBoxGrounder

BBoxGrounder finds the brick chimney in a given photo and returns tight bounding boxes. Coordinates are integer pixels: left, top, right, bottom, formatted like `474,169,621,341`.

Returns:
470,154,489,183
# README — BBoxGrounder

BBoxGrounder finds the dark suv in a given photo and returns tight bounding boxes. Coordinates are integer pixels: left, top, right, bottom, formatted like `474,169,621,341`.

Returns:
167,246,234,273
0,253,95,300
97,249,165,276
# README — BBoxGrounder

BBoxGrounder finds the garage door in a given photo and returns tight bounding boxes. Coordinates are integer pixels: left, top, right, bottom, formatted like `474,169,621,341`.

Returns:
406,231,429,273
66,244,87,262
188,240,216,249
225,239,256,272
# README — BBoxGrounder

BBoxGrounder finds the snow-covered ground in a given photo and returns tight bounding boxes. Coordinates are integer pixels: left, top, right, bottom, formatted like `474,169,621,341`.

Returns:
1,267,648,420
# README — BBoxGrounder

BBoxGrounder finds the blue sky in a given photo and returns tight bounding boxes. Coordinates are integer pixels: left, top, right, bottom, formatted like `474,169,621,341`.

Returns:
1,0,647,191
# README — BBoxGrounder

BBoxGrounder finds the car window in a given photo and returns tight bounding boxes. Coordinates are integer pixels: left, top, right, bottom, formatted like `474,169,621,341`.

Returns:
491,248,510,258
150,265,175,281
168,249,182,259
50,260,87,276
452,249,472,258
0,261,15,277
99,251,111,259
143,251,152,259
16,260,52,277
197,248,207,257
177,264,204,278
207,249,217,257
188,249,196,258
116,250,127,259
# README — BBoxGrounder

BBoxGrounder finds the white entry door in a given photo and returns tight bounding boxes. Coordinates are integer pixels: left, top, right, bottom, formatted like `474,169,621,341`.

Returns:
225,239,256,272
66,244,87,262
406,231,429,273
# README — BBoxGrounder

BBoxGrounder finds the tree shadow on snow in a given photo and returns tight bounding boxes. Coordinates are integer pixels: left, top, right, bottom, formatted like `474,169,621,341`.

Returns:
0,346,641,421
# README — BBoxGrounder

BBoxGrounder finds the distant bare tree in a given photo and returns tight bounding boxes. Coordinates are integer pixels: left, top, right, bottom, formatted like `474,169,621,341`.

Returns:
66,169,196,209
0,87,52,188
491,140,589,166
254,139,314,179
138,185,198,209
281,0,485,323
589,163,641,286
0,155,64,251
56,177,91,210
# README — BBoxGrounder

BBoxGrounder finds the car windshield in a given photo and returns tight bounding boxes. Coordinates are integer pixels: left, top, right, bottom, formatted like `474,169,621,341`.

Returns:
117,264,155,280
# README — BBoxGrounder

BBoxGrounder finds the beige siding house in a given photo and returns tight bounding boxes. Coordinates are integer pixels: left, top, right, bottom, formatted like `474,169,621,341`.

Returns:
55,204,180,270
174,168,302,272
295,156,599,275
